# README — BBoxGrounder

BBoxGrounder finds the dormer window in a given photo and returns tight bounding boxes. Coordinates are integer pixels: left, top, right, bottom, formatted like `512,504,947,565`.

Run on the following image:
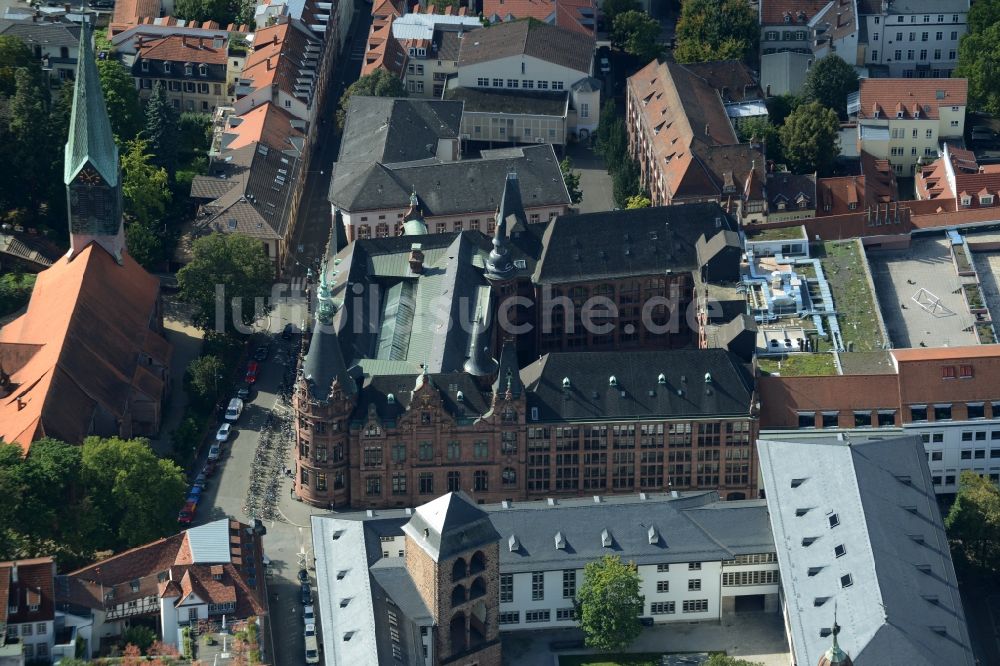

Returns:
141,59,149,72
896,110,904,118
784,14,791,23
199,63,207,77
961,195,972,207
163,61,172,73
184,63,193,77
848,202,857,210
777,201,786,210
981,194,994,206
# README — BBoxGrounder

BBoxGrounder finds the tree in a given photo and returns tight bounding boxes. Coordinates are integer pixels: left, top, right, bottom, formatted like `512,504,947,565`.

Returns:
705,656,766,666
956,23,1000,114
595,99,619,152
779,101,840,176
612,11,663,63
576,555,644,651
96,59,143,141
969,0,1000,34
675,0,758,64
10,67,54,217
736,116,782,163
0,36,39,96
14,438,85,553
625,194,651,209
612,157,641,207
125,221,164,270
144,82,179,177
186,355,226,409
801,55,859,119
81,437,188,549
765,94,800,127
122,626,156,653
945,471,1000,571
178,233,275,336
602,0,639,25
560,157,583,204
337,69,406,128
122,139,171,225
174,0,232,24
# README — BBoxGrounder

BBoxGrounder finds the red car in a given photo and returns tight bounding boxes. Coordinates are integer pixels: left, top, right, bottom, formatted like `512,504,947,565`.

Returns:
177,500,198,524
245,361,259,384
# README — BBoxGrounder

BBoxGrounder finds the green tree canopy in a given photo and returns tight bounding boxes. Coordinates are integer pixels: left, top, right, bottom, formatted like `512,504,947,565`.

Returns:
956,23,1000,114
576,555,645,651
10,67,56,218
81,437,187,549
122,626,157,653
801,54,859,118
969,0,1000,34
122,138,171,225
674,0,758,64
174,0,233,24
612,157,641,207
178,233,275,336
186,354,226,410
765,93,800,126
96,59,143,141
560,157,583,204
945,471,1000,571
625,194,651,209
145,82,179,177
612,10,663,63
0,36,40,96
736,116,782,163
779,101,840,176
602,0,639,26
337,69,406,128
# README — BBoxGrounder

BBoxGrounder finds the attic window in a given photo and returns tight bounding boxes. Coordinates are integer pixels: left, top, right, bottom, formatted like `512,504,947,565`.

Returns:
931,626,948,636
199,63,207,76
828,513,840,528
508,534,520,552
332,530,344,540
795,508,811,517
130,580,140,593
141,59,149,72
343,631,355,642
982,194,994,205
336,570,348,580
228,219,238,230
814,596,830,607
801,536,818,547
554,532,566,549
834,544,847,558
807,567,823,576
791,478,806,488
601,529,613,548
340,598,351,608
648,526,659,544
840,573,853,588
897,110,904,118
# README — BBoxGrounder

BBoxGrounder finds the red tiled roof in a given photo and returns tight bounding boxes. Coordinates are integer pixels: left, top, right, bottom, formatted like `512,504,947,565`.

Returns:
760,0,829,25
858,79,968,120
138,34,228,65
482,0,596,34
817,152,897,217
0,244,167,450
1,557,56,624
241,23,315,98
892,345,1000,362
110,0,162,35
223,103,305,154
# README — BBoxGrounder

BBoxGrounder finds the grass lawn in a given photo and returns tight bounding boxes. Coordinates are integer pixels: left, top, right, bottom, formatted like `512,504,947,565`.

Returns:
559,655,663,666
758,353,838,376
746,224,806,241
817,240,885,352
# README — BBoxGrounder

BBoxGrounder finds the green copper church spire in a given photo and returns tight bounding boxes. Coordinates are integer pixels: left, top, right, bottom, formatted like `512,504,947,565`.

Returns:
64,21,118,187
64,20,125,262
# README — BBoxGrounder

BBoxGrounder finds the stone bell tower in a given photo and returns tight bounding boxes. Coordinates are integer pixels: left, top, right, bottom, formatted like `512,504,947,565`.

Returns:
402,492,502,666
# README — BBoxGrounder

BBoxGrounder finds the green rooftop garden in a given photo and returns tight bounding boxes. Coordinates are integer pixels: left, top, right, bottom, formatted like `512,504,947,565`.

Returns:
758,353,838,377
817,241,885,352
558,655,666,666
745,225,806,242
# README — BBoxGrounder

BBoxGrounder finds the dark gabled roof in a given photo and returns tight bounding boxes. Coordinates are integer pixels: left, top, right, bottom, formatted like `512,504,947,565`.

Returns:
355,372,492,422
337,97,463,167
695,229,741,266
302,322,357,401
0,18,80,50
401,492,501,562
767,172,817,213
329,143,570,216
458,19,594,74
678,60,760,103
443,86,569,116
533,203,736,284
522,349,754,422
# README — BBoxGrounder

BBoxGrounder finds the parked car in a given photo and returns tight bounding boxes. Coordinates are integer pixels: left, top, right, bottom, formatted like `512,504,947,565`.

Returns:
186,485,202,503
297,568,309,583
216,423,232,442
302,605,315,627
193,470,208,488
253,344,270,361
207,444,221,462
304,635,320,664
304,623,316,639
281,323,294,340
245,361,259,384
225,397,244,421
177,501,197,524
300,582,312,605
599,56,610,74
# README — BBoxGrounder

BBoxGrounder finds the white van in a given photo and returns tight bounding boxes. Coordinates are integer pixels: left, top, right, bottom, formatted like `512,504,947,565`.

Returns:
304,635,320,664
225,398,244,421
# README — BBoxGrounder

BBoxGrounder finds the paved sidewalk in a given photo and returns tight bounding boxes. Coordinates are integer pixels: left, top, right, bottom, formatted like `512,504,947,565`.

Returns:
566,142,615,214
149,313,204,458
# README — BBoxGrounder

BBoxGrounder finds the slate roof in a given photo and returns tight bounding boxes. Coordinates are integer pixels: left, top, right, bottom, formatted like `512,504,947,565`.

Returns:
402,492,501,562
330,143,570,215
0,19,80,51
521,349,755,422
444,85,569,116
0,244,167,449
354,372,492,422
533,203,737,284
695,229,741,266
758,436,975,666
767,172,817,214
337,97,463,167
489,493,772,572
457,19,594,74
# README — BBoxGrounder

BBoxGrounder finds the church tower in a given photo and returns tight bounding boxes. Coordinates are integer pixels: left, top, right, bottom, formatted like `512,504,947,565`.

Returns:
64,22,125,262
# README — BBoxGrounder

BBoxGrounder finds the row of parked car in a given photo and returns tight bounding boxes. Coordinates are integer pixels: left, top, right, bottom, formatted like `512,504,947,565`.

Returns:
177,343,272,525
301,568,319,664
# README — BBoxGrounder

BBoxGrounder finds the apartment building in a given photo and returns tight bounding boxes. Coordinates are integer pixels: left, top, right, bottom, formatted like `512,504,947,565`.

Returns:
859,0,968,78
759,0,829,58
855,78,967,175
478,0,597,36
626,60,766,219
132,34,229,112
916,143,1000,211
0,18,80,86
0,558,56,665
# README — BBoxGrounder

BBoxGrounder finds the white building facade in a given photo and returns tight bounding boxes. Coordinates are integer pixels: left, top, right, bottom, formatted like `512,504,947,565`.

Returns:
860,0,968,78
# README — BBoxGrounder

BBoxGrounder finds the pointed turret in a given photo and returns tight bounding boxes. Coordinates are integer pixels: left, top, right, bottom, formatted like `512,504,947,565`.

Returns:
485,210,515,281
496,170,527,231
402,189,428,236
64,21,124,262
492,340,522,398
817,619,853,666
464,320,499,377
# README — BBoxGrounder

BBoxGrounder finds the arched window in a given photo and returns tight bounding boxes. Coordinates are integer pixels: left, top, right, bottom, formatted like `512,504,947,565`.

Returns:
469,576,487,599
452,558,467,580
450,583,466,605
470,551,486,575
450,612,467,653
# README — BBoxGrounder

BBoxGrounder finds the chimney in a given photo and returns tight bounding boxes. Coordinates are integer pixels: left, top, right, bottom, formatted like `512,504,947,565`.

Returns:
409,243,425,274
63,3,70,13
16,397,25,411
266,57,272,70
182,35,188,48
272,33,278,45
705,123,710,136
